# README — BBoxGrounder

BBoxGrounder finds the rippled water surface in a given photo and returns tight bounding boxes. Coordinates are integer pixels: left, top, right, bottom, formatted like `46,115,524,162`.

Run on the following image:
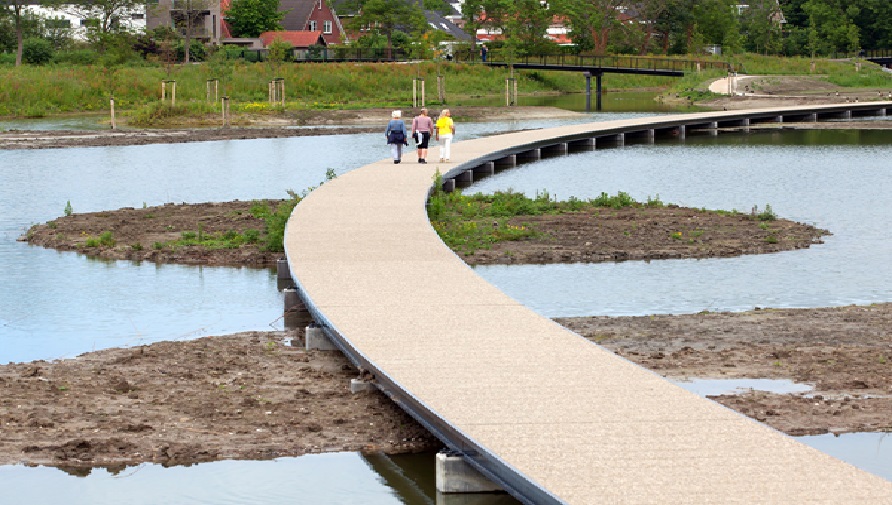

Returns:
470,128,892,317
2,117,891,501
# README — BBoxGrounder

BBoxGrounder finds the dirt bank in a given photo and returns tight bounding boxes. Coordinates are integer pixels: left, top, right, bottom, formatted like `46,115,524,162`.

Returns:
0,106,585,150
699,74,892,110
22,201,829,267
560,305,892,437
0,329,439,468
3,304,890,469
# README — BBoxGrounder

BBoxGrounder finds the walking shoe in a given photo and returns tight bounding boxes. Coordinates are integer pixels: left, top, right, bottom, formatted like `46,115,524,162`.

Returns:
420,159,427,164
439,158,445,162
394,159,401,164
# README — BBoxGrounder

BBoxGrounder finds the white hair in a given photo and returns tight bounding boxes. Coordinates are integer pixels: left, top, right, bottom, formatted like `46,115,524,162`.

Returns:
392,110,402,118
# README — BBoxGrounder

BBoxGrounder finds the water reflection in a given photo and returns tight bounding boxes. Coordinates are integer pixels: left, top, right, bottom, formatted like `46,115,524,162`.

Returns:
0,452,519,505
797,433,892,482
671,378,814,397
470,129,892,317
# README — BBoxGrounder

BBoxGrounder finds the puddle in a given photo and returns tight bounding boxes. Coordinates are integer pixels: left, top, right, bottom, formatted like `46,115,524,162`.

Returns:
796,432,892,482
671,378,814,397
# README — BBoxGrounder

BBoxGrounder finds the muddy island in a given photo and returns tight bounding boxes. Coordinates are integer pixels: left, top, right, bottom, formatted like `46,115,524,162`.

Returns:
8,195,891,469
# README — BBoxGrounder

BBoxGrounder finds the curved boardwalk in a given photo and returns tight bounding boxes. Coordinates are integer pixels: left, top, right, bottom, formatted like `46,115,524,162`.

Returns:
285,104,892,504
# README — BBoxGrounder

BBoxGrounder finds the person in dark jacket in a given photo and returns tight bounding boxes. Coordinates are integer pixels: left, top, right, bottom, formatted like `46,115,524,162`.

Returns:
385,110,408,164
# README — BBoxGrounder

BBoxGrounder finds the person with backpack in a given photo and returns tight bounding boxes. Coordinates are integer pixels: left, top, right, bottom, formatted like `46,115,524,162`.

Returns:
411,108,434,164
385,110,408,164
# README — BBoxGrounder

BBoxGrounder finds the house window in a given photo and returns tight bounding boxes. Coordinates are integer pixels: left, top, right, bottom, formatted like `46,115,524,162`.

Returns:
323,20,332,34
45,18,71,29
308,20,317,31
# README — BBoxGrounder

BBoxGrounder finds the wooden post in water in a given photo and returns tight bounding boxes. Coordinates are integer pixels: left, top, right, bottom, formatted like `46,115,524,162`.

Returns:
222,96,230,128
207,79,218,102
110,96,116,129
413,78,425,107
161,80,177,105
505,77,517,106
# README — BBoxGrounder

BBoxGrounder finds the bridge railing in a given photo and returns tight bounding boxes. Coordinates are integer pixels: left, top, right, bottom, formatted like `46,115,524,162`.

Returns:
454,51,729,72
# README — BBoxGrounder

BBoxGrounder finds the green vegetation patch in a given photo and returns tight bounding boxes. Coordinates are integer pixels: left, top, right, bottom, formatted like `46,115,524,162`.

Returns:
427,172,665,255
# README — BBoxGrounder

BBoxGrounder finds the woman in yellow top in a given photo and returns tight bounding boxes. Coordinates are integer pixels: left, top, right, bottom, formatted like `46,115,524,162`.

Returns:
434,109,455,162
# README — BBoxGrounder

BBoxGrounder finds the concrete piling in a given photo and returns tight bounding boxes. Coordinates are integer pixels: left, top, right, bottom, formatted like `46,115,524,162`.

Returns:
436,451,503,494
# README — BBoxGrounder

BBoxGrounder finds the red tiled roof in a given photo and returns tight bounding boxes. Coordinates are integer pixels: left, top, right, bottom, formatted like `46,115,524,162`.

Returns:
259,31,325,48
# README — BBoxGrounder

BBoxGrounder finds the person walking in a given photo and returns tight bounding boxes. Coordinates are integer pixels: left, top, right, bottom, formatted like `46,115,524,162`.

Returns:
411,108,434,164
435,109,455,163
385,110,407,164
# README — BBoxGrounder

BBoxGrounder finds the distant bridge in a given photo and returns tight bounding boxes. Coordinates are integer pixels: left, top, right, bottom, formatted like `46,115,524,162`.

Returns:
468,54,730,111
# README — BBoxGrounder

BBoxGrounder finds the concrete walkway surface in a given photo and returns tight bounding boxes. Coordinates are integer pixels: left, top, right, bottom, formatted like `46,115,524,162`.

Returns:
285,104,892,504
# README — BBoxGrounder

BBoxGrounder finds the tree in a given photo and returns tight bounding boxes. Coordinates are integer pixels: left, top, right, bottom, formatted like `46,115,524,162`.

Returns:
59,0,144,34
551,0,624,55
0,0,28,66
854,0,892,50
801,0,860,55
224,0,285,38
741,0,784,55
461,0,513,49
344,0,426,57
634,0,670,55
508,0,552,55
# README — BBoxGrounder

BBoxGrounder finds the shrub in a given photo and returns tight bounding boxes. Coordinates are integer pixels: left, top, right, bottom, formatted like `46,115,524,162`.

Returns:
176,40,207,62
98,231,116,247
22,38,54,65
53,49,100,65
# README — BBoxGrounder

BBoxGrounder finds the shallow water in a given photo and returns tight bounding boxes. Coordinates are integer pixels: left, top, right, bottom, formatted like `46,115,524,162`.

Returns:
796,432,892,482
470,128,892,317
3,116,637,365
2,117,891,499
672,378,814,397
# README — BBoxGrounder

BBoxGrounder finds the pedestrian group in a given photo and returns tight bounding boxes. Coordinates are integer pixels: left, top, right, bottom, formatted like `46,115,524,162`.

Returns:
386,108,456,164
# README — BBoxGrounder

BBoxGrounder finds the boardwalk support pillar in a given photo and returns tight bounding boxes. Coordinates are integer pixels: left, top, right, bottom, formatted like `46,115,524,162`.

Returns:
284,288,313,328
436,451,504,494
305,324,339,351
583,71,604,112
595,71,603,111
350,378,377,394
277,258,291,280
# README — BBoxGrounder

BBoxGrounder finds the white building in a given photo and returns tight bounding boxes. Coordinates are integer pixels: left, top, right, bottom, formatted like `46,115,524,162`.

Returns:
22,3,146,41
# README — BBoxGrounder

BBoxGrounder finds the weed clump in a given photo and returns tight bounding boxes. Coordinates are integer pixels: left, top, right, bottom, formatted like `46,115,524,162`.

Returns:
427,172,667,255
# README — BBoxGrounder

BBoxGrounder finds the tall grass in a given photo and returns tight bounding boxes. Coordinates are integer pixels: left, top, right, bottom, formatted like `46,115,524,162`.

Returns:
427,172,665,255
666,53,892,96
0,61,670,118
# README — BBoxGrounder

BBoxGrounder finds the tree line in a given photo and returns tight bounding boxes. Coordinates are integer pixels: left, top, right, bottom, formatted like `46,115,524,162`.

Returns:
2,0,892,68
463,0,892,57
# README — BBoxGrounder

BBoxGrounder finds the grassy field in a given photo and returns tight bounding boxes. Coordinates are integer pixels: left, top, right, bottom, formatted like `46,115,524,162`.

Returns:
1,54,889,120
667,54,892,98
0,60,675,120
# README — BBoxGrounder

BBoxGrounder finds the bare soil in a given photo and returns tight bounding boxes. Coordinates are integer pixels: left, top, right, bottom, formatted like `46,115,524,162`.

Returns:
560,306,892,437
0,106,585,150
0,329,439,468
4,99,890,470
698,75,892,111
22,201,828,268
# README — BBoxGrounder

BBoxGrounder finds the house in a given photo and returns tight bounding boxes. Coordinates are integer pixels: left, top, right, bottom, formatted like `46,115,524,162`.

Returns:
17,1,145,41
147,0,224,43
279,0,347,44
147,0,348,46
